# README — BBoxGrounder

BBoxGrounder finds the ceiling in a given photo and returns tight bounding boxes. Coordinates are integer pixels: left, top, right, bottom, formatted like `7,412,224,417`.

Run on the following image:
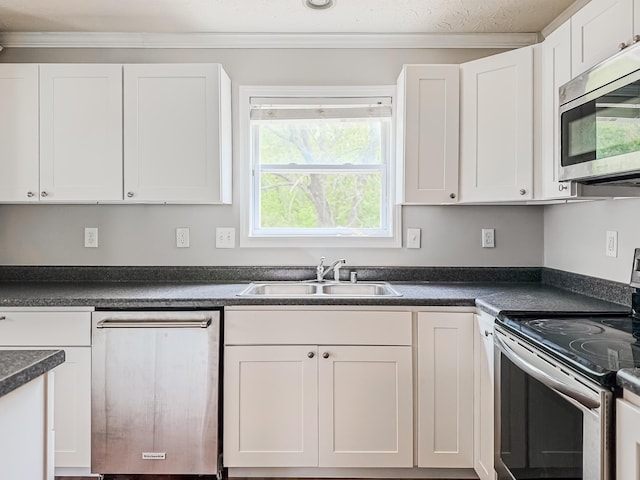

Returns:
0,0,577,34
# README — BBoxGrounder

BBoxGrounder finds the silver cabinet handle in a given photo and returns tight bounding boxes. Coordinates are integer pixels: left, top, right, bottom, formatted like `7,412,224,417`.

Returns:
619,42,629,50
0,316,6,321
495,333,600,409
96,318,211,329
127,192,134,198
519,189,526,195
449,193,456,199
27,192,35,198
40,191,48,198
484,330,493,337
307,351,315,358
634,34,640,43
322,352,330,359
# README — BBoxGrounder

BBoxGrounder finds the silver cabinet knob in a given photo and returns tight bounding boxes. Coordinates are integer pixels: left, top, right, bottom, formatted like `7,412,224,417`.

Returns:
484,330,493,337
519,189,526,196
0,316,6,321
449,193,456,199
558,183,568,191
40,191,48,198
322,352,330,359
619,42,628,50
307,351,315,358
634,34,640,43
26,192,35,198
127,192,134,198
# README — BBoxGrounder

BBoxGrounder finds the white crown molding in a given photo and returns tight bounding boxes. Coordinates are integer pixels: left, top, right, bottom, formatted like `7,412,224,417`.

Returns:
541,0,590,38
0,32,539,49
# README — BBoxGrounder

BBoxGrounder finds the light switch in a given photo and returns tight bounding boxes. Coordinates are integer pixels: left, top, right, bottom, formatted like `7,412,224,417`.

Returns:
216,227,235,249
407,228,421,249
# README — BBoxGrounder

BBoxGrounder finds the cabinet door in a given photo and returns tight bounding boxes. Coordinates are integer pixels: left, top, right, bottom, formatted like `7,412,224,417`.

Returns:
417,311,474,468
571,0,634,76
124,64,232,204
0,375,50,480
40,64,123,202
223,345,318,467
474,313,495,480
0,64,39,202
53,347,91,469
397,65,459,204
460,47,533,202
616,397,640,478
541,21,577,200
318,345,413,467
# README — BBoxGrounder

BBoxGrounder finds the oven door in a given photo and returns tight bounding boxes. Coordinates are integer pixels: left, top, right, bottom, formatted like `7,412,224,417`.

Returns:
494,327,613,480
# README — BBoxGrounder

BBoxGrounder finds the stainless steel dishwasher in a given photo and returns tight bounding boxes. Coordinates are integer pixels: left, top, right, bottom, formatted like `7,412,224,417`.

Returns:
91,309,221,476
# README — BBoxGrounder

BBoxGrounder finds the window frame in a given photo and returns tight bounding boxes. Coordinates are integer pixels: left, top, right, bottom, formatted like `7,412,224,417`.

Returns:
239,85,401,248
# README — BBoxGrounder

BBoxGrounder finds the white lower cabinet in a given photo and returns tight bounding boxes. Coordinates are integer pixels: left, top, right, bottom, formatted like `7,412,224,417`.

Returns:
223,308,413,469
0,308,92,474
0,373,54,480
416,311,474,468
473,312,496,480
616,391,640,478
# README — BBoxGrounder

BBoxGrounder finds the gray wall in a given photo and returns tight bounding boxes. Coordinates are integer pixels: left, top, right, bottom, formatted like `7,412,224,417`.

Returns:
0,46,544,267
544,198,640,283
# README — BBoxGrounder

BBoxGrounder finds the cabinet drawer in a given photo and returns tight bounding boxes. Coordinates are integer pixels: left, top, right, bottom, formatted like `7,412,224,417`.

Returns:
225,309,412,345
0,311,91,346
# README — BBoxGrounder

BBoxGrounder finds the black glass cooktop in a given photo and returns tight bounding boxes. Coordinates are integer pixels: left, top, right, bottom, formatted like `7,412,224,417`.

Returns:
497,312,639,387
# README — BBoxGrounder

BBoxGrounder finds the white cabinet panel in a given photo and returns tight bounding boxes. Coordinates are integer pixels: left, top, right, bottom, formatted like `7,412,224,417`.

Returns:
0,64,39,202
318,346,413,467
224,345,319,467
474,312,495,480
541,20,577,200
417,311,474,468
396,65,459,204
460,47,533,202
616,395,640,479
0,375,51,480
124,64,232,204
571,0,634,75
53,347,91,468
40,64,123,202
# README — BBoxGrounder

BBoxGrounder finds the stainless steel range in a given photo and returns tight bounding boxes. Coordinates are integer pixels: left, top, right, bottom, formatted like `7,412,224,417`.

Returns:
494,251,640,480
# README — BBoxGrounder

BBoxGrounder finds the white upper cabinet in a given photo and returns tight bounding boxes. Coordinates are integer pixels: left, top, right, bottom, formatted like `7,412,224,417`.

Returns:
40,64,123,202
571,0,635,76
396,65,459,204
123,64,232,204
460,46,534,202
540,20,576,200
0,64,39,202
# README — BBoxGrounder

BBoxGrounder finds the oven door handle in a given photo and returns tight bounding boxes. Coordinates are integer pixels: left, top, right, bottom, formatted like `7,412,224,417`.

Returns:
495,333,601,410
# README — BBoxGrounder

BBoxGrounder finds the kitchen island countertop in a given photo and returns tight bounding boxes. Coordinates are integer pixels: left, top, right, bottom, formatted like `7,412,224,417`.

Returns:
0,350,65,398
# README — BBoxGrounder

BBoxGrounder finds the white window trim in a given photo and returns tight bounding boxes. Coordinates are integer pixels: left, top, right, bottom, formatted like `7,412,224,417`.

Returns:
239,85,401,248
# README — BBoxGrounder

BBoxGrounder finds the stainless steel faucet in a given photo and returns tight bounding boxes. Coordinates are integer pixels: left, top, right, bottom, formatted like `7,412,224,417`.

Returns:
316,256,346,282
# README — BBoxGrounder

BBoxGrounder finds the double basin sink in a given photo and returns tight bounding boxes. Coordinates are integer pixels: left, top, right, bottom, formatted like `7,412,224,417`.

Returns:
238,281,402,298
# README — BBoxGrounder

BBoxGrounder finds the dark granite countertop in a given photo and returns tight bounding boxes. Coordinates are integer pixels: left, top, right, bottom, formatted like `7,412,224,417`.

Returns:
0,350,65,398
0,280,629,315
618,369,640,396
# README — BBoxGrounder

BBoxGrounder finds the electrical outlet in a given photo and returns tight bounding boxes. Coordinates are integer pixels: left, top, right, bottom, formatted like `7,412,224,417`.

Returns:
84,227,98,248
216,227,235,249
482,228,495,248
407,228,421,249
176,227,190,248
606,231,618,257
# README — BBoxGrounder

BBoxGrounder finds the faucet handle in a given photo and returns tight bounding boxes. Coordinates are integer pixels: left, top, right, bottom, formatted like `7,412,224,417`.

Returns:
319,256,325,267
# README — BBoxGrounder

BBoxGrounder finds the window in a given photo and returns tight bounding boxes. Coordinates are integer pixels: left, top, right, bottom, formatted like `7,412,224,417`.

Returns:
240,86,399,247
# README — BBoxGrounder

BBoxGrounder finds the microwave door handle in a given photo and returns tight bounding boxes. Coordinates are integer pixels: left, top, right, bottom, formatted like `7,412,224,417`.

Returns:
495,333,600,410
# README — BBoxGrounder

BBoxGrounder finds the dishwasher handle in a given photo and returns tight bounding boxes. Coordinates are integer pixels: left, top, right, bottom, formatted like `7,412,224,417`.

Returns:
96,317,212,329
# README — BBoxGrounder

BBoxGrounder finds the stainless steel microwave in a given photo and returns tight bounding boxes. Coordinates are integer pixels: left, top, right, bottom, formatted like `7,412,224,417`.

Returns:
559,42,640,185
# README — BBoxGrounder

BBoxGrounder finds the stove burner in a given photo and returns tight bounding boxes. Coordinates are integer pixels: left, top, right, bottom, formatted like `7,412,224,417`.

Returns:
569,338,636,370
525,319,605,335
